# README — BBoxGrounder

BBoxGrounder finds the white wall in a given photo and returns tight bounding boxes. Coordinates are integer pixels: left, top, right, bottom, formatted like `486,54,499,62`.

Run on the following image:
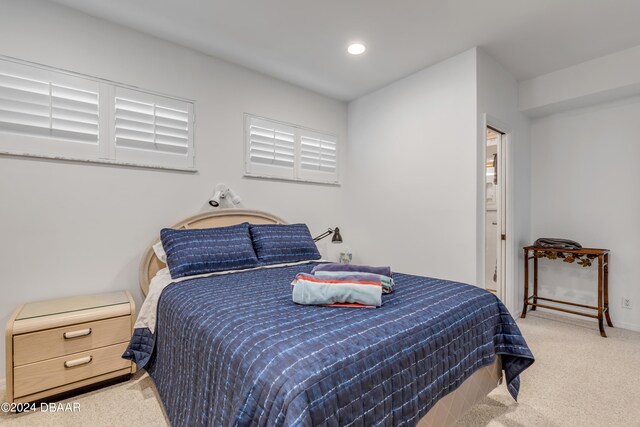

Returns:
344,49,478,283
519,44,640,118
477,49,531,314
0,0,347,381
343,48,530,315
531,96,640,331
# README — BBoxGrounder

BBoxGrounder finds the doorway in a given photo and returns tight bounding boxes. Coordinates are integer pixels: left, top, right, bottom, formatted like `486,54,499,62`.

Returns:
484,126,507,299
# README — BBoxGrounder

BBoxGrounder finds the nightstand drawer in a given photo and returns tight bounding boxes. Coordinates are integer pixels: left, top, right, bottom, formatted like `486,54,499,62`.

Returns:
13,316,131,366
6,291,135,403
13,342,130,398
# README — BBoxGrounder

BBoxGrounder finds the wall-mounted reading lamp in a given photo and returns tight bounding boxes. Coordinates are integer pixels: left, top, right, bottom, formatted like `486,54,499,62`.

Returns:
208,183,242,208
313,227,343,243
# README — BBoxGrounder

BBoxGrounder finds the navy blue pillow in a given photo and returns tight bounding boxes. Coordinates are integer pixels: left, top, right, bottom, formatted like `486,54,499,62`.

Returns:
250,223,321,265
160,223,259,279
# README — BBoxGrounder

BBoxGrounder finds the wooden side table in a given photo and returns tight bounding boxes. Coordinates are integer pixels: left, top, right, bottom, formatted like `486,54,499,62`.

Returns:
5,291,136,403
521,246,612,337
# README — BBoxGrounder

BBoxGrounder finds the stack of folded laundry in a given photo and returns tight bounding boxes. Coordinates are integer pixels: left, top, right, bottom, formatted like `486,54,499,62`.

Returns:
291,263,394,308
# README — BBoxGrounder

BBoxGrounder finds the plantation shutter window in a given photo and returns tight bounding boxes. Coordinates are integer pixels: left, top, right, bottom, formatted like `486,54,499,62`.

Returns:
113,87,194,169
245,116,296,179
0,57,195,171
0,73,51,136
51,84,100,142
0,60,101,160
298,130,338,182
244,114,339,184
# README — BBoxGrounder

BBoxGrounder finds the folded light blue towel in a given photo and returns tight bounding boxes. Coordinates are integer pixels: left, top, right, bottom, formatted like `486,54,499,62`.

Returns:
291,273,382,308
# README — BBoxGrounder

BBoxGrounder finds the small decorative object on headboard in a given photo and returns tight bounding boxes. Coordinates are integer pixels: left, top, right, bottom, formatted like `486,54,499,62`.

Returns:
209,183,242,208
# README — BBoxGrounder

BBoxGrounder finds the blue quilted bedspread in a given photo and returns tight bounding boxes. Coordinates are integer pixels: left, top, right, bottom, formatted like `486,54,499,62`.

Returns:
123,263,533,427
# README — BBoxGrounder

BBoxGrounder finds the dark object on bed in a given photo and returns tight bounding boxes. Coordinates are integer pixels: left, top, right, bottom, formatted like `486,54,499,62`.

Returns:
533,237,582,250
124,263,534,427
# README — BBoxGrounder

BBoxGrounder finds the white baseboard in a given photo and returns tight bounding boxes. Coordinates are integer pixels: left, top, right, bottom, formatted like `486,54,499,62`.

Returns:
613,320,640,332
527,307,640,332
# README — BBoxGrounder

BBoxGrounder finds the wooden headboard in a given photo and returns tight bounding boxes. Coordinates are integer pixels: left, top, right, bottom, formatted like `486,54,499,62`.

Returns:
139,209,286,296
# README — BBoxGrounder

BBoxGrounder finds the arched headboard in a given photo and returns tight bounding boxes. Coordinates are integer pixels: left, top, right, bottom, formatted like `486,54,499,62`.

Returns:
139,209,286,296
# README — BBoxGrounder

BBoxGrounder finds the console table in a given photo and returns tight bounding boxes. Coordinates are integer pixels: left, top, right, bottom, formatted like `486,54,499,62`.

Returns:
521,246,612,337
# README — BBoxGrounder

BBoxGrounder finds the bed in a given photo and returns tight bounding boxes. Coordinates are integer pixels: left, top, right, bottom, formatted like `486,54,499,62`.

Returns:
125,209,533,427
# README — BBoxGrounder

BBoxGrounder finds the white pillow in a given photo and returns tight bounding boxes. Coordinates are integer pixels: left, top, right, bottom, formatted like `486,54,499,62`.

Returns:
152,241,167,263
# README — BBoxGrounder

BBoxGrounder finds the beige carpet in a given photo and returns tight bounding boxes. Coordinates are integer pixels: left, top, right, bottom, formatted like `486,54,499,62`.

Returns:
1,311,638,426
455,312,640,427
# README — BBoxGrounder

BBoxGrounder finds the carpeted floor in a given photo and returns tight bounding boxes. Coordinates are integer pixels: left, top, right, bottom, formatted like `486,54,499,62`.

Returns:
1,311,638,426
455,312,640,427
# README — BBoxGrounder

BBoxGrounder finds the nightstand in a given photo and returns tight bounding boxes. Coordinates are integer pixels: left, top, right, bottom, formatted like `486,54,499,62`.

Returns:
5,291,136,403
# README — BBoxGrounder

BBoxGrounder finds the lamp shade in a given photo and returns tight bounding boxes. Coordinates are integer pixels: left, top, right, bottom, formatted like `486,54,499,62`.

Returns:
331,227,343,244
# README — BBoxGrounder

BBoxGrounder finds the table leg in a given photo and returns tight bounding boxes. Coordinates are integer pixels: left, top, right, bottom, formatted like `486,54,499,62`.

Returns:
597,254,606,337
521,248,529,318
531,255,538,311
604,253,613,327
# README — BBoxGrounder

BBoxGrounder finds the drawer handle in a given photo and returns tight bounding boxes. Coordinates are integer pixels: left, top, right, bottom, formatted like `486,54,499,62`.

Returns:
63,328,92,339
64,355,93,368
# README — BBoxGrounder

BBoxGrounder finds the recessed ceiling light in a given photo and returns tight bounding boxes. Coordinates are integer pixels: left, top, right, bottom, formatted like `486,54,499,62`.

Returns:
347,43,366,55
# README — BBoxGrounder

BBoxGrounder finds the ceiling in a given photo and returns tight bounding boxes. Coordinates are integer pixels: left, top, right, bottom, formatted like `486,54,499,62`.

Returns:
50,0,640,101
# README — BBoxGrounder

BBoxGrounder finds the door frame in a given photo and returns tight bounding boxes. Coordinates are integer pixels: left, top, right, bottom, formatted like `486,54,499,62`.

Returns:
482,114,515,314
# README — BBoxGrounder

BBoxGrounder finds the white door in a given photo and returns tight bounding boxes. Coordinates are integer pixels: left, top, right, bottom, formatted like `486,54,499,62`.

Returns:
485,126,508,301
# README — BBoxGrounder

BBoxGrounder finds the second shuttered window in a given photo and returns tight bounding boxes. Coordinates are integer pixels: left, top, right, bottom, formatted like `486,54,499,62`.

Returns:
244,114,338,184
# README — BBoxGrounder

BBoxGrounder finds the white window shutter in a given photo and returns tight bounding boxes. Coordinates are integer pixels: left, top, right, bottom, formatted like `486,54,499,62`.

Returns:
298,130,338,183
244,114,339,184
0,57,195,171
0,73,50,135
0,60,100,159
113,87,194,169
51,84,99,142
245,116,296,179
